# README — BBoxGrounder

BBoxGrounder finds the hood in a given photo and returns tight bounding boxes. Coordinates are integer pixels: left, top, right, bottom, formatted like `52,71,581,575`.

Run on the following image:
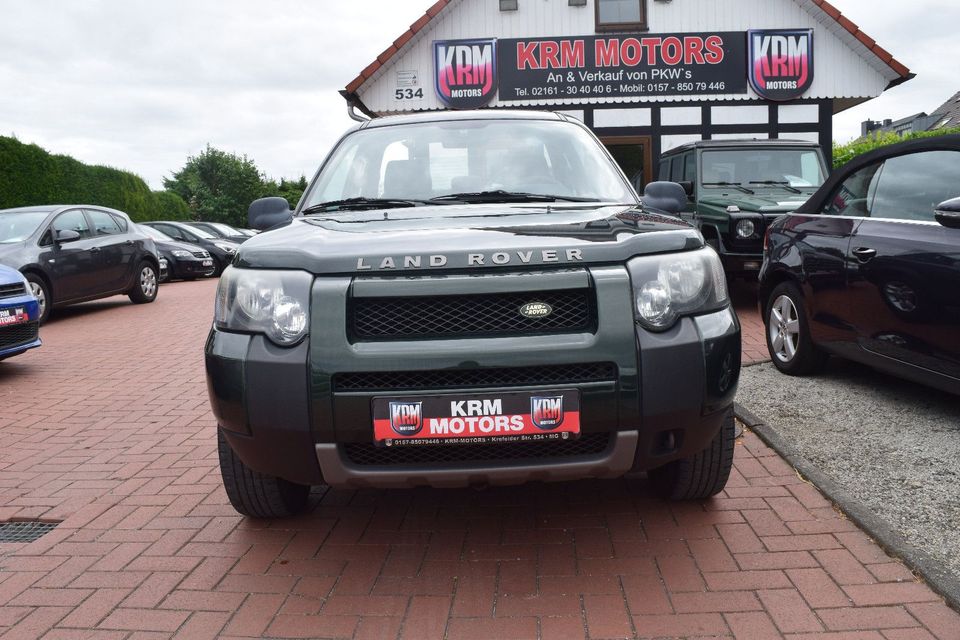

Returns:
235,203,702,275
156,239,205,254
0,261,26,285
700,190,812,213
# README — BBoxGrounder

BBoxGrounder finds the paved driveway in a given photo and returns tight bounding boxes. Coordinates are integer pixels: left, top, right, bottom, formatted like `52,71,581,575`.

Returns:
0,279,956,639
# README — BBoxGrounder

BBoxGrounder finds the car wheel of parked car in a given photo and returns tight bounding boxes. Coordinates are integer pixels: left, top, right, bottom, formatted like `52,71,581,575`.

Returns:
24,273,51,324
765,281,827,375
128,261,159,304
218,429,310,518
650,411,735,500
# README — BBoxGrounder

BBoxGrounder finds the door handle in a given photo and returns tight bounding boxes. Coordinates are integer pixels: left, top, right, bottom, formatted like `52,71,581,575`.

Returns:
90,246,101,253
125,239,135,245
852,247,877,262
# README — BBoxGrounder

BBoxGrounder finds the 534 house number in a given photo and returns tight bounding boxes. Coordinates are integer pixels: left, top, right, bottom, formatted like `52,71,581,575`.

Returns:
395,88,424,100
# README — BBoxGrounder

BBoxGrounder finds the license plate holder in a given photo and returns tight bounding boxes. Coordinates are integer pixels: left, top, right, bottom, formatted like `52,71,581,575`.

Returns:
202,259,214,267
372,390,580,447
0,307,28,327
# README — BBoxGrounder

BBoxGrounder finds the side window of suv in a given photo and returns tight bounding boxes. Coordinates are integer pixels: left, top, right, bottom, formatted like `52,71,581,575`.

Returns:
823,162,883,217
86,209,123,235
683,152,697,183
658,159,669,180
51,209,92,239
870,150,960,222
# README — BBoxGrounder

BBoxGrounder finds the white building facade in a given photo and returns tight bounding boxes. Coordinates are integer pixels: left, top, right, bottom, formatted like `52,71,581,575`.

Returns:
343,0,909,185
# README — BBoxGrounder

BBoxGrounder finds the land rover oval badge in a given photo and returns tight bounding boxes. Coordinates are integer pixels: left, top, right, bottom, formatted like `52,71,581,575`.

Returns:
519,302,553,319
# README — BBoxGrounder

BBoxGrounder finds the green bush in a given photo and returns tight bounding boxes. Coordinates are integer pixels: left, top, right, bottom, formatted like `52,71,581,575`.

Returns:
833,126,960,169
0,136,189,221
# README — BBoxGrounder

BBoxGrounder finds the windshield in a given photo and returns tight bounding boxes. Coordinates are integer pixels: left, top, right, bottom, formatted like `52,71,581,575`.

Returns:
183,224,215,239
208,222,240,236
0,211,50,243
701,148,825,189
303,119,635,209
139,224,173,241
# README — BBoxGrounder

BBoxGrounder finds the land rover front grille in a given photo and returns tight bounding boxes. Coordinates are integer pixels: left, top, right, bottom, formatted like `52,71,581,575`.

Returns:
332,362,617,392
0,283,26,300
350,289,595,340
342,432,611,466
0,321,39,350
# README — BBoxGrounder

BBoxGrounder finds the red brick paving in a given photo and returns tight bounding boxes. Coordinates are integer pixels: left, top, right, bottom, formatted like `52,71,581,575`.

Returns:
731,281,768,366
0,279,956,639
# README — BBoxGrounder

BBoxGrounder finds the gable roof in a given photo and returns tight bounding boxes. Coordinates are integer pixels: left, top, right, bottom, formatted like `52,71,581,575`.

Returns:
344,0,911,98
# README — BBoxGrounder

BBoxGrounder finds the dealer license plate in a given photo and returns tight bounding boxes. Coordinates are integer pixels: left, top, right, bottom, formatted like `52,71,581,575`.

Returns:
372,390,580,447
0,307,28,327
202,259,213,267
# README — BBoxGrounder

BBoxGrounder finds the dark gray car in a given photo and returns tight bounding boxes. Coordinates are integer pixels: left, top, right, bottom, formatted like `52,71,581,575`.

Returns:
0,205,161,323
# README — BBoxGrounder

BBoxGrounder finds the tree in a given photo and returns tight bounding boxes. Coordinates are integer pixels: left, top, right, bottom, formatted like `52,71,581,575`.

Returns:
164,145,265,227
273,176,309,209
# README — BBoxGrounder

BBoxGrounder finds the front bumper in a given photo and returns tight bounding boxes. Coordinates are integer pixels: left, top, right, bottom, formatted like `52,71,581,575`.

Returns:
0,296,41,360
170,257,216,279
206,267,740,488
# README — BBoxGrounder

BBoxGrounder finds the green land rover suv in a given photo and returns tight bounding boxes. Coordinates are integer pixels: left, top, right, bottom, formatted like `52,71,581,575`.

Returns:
658,139,828,277
206,110,741,518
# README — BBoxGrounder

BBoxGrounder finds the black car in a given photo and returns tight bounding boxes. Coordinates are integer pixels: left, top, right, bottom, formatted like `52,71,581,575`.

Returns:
206,110,741,518
759,135,960,395
0,205,160,323
184,221,250,244
141,221,239,275
138,224,216,281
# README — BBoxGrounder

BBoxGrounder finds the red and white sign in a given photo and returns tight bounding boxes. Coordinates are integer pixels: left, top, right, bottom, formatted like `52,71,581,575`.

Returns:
0,307,28,326
373,390,580,446
748,29,814,101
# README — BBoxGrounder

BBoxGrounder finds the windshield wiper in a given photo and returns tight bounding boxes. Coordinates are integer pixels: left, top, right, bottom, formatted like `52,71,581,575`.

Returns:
302,197,436,214
748,180,802,194
430,190,596,203
701,182,755,195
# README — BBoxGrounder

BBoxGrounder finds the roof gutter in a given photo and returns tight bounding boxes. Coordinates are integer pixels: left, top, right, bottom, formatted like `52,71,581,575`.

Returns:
886,72,916,91
338,90,378,121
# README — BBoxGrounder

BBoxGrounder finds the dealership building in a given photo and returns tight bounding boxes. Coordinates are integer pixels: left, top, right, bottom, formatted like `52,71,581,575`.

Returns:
341,0,910,186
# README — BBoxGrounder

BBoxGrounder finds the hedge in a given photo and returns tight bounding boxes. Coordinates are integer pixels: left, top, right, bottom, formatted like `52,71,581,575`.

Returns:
0,136,189,221
833,126,960,169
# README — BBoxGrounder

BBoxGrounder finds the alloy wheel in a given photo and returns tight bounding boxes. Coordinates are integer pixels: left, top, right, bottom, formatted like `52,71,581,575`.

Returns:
140,267,157,298
29,282,46,318
769,294,800,363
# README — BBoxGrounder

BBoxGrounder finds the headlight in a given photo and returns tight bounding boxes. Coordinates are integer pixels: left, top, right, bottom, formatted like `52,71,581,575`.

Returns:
214,268,312,346
627,247,728,331
735,219,756,239
214,242,237,253
171,250,192,258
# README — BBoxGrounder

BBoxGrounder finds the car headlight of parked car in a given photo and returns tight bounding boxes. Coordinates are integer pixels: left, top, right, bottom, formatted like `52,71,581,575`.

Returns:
214,268,312,346
214,242,237,254
627,247,728,331
171,250,193,258
735,219,757,239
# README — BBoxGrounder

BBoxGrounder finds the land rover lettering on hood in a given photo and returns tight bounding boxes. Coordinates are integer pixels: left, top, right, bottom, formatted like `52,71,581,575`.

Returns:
206,110,741,518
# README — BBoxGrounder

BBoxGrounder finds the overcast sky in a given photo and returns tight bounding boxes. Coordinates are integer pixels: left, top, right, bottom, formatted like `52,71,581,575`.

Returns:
1,0,954,189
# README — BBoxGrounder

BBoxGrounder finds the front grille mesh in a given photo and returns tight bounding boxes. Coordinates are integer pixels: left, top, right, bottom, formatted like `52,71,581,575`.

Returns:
192,251,210,259
0,321,39,350
351,289,594,340
0,283,26,300
333,362,617,392
342,433,612,466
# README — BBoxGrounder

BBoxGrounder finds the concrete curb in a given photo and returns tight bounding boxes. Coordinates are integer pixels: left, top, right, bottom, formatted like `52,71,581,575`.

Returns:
734,402,960,613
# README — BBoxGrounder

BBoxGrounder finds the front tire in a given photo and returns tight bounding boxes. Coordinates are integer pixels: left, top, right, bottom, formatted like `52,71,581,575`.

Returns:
24,273,51,324
650,411,735,500
765,282,827,375
218,429,310,518
128,261,159,304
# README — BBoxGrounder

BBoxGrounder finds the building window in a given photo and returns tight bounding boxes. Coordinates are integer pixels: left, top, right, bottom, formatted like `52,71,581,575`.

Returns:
596,0,647,31
569,0,587,6
499,0,518,11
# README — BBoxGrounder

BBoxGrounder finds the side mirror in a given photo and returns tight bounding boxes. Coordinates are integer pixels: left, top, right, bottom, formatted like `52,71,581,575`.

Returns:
934,197,960,229
248,197,293,231
677,181,694,197
642,181,688,215
55,229,81,244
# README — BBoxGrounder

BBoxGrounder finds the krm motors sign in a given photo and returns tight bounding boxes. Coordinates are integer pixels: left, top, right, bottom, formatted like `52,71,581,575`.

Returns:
748,29,814,101
434,38,498,108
